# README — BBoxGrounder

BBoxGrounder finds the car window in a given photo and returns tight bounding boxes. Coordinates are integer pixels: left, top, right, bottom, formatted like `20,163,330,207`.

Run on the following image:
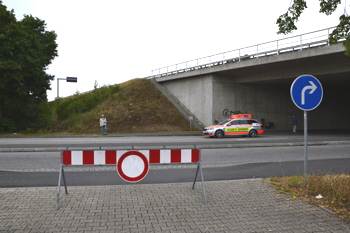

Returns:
219,119,230,125
247,120,258,124
230,119,250,125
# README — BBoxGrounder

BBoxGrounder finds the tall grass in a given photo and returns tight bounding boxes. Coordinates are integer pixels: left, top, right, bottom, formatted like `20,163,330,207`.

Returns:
42,78,191,134
54,85,121,120
307,174,350,203
268,173,350,221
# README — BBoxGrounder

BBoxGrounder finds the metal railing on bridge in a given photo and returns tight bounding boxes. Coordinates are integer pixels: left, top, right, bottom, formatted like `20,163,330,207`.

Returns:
148,27,340,79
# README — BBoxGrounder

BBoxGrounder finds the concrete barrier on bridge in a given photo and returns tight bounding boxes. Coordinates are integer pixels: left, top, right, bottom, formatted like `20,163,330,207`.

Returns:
56,147,207,209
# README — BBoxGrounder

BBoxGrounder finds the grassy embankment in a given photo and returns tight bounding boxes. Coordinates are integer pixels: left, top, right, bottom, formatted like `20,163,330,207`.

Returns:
268,174,350,222
40,78,192,135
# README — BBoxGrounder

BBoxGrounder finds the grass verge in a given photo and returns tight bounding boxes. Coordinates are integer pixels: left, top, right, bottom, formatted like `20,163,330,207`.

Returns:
267,174,350,222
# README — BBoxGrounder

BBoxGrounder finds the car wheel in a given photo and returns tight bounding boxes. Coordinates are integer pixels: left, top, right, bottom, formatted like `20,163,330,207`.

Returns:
249,129,257,137
215,130,224,138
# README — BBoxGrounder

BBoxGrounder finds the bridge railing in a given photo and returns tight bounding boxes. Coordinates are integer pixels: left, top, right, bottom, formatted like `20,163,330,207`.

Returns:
148,27,339,78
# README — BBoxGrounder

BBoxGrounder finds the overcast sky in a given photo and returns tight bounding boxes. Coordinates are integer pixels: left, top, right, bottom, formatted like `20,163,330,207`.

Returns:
2,0,346,101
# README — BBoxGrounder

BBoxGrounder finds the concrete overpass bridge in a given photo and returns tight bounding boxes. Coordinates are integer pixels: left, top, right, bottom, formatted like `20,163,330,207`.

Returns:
148,27,350,131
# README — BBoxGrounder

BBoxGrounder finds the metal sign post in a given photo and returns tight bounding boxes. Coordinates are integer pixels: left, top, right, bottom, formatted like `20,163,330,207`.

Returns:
303,111,307,182
189,116,193,130
56,77,78,99
291,74,323,183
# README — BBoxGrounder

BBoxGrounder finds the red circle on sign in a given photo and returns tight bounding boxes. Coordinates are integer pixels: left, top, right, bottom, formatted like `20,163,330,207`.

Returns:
117,151,149,182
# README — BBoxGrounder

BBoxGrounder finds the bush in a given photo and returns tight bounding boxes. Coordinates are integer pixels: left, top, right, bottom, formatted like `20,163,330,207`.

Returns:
0,118,16,132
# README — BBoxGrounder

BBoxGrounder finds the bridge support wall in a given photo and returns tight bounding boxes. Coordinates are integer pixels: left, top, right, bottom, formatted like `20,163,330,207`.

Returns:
161,75,350,131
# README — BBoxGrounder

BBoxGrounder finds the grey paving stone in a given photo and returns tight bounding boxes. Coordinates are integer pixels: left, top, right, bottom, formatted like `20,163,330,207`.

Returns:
0,179,349,233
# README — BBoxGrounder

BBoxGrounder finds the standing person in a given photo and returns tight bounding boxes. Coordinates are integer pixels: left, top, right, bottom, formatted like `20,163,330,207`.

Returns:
292,115,298,133
100,114,107,135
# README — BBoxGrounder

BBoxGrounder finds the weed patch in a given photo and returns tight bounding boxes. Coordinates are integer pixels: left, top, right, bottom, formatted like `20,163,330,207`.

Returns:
268,174,350,222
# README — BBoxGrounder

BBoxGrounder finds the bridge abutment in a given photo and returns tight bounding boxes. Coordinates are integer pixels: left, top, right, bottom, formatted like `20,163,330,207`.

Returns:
153,43,350,131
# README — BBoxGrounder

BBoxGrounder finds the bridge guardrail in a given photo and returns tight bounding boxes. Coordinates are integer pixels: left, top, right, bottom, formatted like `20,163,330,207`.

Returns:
148,27,341,79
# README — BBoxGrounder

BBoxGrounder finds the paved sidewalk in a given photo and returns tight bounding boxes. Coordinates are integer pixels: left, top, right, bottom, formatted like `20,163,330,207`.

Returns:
1,179,349,233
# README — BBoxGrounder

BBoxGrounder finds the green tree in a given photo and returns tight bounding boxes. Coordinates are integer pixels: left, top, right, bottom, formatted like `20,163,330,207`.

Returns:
0,1,58,132
276,0,350,56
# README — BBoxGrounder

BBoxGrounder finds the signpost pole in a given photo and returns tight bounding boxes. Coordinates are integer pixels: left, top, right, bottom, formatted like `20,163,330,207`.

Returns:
57,78,60,98
189,116,193,131
304,111,308,183
56,77,78,99
290,74,323,184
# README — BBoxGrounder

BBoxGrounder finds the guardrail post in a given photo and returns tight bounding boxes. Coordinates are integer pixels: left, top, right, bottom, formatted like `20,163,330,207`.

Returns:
327,28,330,46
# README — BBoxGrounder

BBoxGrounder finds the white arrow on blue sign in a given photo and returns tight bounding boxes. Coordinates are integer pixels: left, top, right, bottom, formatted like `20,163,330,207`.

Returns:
290,75,323,111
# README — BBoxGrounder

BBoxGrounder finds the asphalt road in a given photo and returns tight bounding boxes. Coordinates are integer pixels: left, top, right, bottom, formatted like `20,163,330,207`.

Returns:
1,131,349,188
1,130,350,151
2,158,349,188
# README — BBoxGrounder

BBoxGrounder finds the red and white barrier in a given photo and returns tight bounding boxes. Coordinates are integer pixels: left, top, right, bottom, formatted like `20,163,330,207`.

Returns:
56,148,206,209
62,149,200,165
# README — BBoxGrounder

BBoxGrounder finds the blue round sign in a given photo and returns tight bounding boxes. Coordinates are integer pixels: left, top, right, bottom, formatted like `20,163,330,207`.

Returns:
290,75,323,111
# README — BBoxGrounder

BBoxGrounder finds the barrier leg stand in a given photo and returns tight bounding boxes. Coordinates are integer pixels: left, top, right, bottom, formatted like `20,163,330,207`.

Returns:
62,166,68,195
192,163,200,189
56,165,68,210
199,162,207,202
192,163,207,202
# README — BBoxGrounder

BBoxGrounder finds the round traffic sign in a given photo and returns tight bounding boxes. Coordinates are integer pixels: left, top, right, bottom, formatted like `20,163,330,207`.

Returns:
117,151,149,182
290,75,323,111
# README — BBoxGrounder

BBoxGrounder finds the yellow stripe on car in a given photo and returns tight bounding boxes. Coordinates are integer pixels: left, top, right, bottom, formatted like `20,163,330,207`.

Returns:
225,127,251,132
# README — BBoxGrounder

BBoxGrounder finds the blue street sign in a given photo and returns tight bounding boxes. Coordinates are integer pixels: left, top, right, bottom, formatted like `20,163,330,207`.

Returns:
290,75,323,111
